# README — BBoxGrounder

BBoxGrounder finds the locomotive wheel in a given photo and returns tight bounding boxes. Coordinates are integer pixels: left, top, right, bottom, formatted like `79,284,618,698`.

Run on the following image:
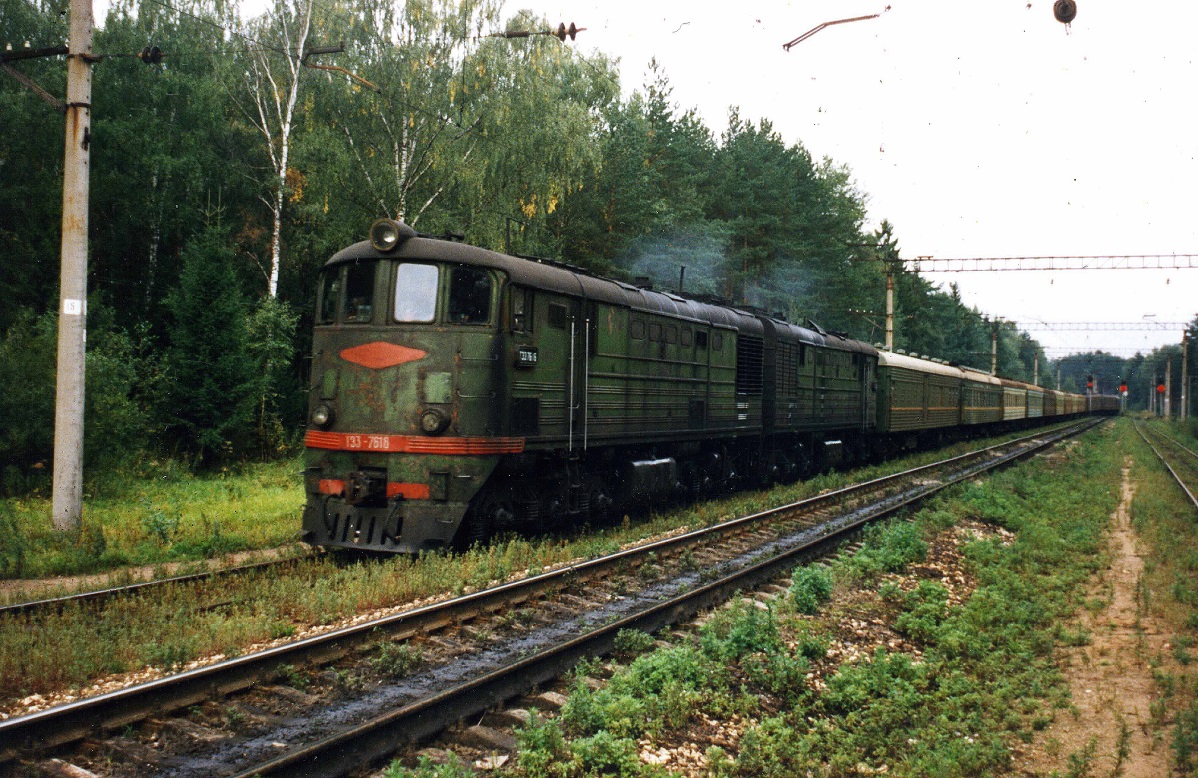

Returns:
456,490,515,550
587,475,615,526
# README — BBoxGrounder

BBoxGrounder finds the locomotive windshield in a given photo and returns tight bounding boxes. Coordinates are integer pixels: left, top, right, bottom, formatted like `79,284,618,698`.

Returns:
394,263,493,325
317,260,376,324
447,266,492,324
317,260,494,325
394,263,438,322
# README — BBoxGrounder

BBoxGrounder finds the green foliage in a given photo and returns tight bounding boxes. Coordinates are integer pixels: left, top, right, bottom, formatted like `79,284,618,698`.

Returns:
894,580,951,644
789,565,834,615
568,730,645,777
848,520,929,577
382,753,474,778
515,714,572,778
163,228,256,465
246,297,302,458
700,598,782,662
0,304,155,492
372,642,423,679
1175,702,1198,774
612,628,656,657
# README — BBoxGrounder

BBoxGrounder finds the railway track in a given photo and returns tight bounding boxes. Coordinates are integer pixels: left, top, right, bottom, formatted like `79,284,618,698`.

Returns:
1134,420,1198,510
0,552,317,619
1,419,1102,776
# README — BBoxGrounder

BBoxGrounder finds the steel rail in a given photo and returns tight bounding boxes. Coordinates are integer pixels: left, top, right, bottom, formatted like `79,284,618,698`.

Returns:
230,418,1101,777
0,418,1098,764
1134,421,1198,511
0,551,315,619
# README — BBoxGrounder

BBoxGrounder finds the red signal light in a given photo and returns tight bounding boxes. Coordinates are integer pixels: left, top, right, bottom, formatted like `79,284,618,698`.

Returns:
1157,384,1166,394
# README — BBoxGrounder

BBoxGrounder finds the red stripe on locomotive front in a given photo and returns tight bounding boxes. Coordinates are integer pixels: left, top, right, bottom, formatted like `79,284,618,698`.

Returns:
305,430,525,455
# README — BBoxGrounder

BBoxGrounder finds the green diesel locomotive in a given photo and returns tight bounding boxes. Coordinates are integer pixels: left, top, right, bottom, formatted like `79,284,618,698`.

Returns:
302,220,1106,553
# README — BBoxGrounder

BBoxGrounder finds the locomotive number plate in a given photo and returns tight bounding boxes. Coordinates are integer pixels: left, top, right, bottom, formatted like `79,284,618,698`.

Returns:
516,346,538,367
345,435,393,450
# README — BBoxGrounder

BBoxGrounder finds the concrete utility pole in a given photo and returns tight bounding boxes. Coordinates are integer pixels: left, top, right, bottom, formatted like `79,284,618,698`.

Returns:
1033,353,1039,386
52,0,94,533
1185,336,1191,421
1166,357,1173,419
884,261,895,350
990,319,999,376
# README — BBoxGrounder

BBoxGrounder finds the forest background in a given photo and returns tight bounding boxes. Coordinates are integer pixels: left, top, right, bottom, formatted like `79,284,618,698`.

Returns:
2,0,1192,489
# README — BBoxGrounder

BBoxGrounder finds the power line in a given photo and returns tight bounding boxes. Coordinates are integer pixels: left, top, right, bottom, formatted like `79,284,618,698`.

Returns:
1013,321,1190,332
905,254,1198,272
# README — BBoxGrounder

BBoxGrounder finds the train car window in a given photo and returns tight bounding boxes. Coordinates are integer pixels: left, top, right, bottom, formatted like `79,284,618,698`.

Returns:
798,345,806,366
712,332,723,351
394,263,438,322
510,287,532,333
631,319,645,339
317,269,340,324
681,328,692,347
665,325,678,344
649,322,662,342
548,303,568,329
345,262,376,323
695,330,708,349
448,266,493,324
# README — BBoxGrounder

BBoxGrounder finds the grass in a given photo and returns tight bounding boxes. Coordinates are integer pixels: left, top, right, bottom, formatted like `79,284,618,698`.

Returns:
397,419,1125,778
0,456,305,580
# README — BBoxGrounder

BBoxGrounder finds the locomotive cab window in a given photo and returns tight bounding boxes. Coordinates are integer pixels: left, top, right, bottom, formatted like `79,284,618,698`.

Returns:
448,266,493,324
344,262,376,323
510,287,532,333
394,263,438,323
317,270,340,324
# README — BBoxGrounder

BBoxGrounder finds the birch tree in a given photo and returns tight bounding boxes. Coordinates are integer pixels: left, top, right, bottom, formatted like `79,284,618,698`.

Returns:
241,0,313,297
324,0,496,229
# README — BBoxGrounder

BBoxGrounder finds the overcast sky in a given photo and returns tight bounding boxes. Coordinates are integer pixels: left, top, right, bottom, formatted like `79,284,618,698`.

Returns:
504,0,1197,358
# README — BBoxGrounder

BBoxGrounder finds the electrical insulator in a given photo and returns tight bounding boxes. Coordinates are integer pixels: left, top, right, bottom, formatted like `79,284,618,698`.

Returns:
554,22,581,42
1053,0,1077,24
140,45,163,65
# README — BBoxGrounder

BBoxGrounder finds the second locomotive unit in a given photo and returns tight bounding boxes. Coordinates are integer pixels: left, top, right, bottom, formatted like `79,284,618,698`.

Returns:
302,220,1107,553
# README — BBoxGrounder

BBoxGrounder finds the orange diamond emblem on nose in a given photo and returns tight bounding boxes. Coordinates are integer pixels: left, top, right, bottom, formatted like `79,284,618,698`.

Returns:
340,342,427,369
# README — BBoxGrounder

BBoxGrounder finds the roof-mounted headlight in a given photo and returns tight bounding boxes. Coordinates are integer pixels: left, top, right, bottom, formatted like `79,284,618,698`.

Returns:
370,218,417,252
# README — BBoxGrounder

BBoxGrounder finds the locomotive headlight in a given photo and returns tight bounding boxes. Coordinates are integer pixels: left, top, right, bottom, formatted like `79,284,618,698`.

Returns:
370,218,417,252
312,403,334,428
420,408,450,435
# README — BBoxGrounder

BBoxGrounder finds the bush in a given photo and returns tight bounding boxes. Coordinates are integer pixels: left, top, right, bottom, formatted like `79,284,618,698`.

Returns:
790,566,834,614
894,580,951,644
515,714,572,778
569,730,644,777
849,520,928,576
0,303,154,493
700,598,782,662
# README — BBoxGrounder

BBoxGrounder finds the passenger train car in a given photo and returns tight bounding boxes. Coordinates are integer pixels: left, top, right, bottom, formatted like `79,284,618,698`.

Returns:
302,220,1116,553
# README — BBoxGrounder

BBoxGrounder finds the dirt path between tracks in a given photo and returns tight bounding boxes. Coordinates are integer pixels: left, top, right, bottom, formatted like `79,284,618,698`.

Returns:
1013,459,1176,776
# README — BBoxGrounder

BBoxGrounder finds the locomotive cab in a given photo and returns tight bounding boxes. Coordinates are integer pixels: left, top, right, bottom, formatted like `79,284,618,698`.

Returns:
302,221,516,552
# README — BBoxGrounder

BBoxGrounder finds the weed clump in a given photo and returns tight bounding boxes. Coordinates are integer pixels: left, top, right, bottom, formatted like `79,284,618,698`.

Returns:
372,642,423,679
789,565,834,615
848,520,928,578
